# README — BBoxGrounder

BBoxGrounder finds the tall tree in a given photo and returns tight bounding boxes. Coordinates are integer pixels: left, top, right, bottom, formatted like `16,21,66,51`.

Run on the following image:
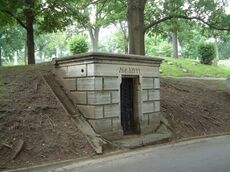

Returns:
171,31,179,58
0,26,25,64
126,0,230,55
127,0,146,55
0,0,82,64
114,21,129,53
76,0,126,52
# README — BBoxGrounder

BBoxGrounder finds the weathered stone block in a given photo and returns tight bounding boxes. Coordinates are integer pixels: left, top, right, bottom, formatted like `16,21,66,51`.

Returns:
62,78,76,91
154,101,160,112
67,65,87,77
142,90,148,101
140,112,161,134
154,78,160,89
87,64,95,76
87,91,111,105
141,114,149,125
104,77,119,90
88,118,112,133
142,78,154,89
94,64,118,76
104,104,120,118
148,90,160,101
77,77,102,90
142,101,154,114
111,91,119,103
101,130,123,140
91,64,160,77
140,114,153,134
111,117,122,131
141,66,159,77
78,105,103,119
71,91,87,105
149,112,160,126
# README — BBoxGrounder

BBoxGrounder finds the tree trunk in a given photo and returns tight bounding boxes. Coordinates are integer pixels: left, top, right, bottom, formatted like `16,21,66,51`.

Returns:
127,0,147,55
89,27,100,52
125,44,128,54
24,44,27,65
24,0,35,64
172,31,179,58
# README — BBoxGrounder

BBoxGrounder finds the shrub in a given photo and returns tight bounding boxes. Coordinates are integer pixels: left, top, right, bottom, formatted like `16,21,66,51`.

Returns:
198,43,216,65
69,35,89,54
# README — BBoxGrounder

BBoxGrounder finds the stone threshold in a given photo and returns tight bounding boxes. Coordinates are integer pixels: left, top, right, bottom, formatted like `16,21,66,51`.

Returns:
114,133,172,149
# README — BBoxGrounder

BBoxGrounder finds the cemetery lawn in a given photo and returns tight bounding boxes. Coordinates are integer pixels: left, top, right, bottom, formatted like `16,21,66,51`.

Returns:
160,57,230,78
0,64,230,170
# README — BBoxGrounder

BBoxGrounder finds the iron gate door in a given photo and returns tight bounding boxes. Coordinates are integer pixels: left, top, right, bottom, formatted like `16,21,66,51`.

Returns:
120,78,135,134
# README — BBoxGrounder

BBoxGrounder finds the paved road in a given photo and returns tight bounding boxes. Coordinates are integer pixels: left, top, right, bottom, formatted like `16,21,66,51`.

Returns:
7,135,230,172
66,136,230,172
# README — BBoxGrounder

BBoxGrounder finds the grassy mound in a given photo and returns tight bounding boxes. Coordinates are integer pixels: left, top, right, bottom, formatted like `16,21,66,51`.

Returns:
161,57,230,78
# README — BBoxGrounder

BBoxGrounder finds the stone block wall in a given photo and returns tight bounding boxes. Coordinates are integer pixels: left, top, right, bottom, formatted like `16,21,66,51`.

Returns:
141,77,161,133
53,53,162,140
55,64,122,139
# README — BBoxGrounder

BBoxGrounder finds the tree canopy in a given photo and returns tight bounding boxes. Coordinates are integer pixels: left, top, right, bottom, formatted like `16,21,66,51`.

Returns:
0,0,229,64
0,0,86,64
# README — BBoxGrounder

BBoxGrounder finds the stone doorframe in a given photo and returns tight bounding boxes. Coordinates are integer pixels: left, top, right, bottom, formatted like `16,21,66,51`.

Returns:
120,75,141,135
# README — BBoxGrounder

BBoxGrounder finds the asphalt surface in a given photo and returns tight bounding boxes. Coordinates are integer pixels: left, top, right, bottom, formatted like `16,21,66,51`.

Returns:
6,135,230,172
72,136,230,172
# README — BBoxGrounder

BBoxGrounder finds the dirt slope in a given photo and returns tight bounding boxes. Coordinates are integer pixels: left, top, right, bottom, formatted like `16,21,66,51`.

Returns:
0,64,94,170
161,77,230,138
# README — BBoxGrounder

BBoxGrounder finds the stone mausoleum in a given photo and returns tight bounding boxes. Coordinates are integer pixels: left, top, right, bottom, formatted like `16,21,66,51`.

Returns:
53,52,163,140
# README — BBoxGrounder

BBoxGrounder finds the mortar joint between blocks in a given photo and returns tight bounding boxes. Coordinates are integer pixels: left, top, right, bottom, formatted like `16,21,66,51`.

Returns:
86,91,88,104
102,77,105,90
110,92,112,104
102,105,105,118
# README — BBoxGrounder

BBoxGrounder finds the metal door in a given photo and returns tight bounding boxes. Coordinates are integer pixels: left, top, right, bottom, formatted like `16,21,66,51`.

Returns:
120,78,135,134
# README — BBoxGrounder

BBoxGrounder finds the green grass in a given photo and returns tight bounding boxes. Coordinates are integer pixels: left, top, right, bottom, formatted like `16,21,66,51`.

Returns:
160,57,230,78
1,58,229,78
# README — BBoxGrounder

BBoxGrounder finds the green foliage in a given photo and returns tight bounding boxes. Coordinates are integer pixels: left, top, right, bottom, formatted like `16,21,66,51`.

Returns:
143,0,229,58
219,41,230,60
198,43,216,65
113,31,128,53
161,57,230,78
145,34,172,57
180,27,206,59
69,35,89,54
34,32,70,62
0,0,92,33
0,26,25,64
